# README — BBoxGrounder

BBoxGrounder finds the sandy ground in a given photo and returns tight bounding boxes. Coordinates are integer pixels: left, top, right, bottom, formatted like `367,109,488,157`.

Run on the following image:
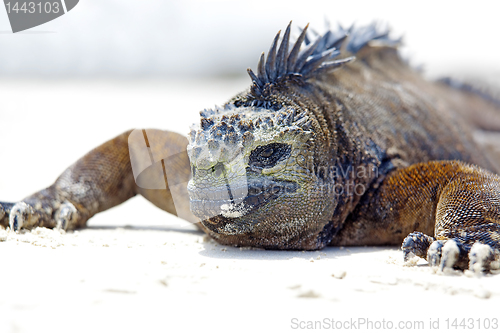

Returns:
1,79,500,333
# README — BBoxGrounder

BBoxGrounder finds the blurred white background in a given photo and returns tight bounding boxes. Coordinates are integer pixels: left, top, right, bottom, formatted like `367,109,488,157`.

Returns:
0,0,500,79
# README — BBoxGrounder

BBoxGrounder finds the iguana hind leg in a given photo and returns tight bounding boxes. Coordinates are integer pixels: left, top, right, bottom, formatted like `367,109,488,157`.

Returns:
337,160,500,272
0,129,195,231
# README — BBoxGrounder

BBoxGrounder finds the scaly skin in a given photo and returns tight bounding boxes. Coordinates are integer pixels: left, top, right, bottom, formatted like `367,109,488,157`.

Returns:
2,22,500,273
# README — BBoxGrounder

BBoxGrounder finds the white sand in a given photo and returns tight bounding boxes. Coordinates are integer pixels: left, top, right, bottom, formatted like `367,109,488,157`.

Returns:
1,80,500,333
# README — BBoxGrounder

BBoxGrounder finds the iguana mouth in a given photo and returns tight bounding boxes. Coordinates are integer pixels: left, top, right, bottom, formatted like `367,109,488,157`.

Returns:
189,179,298,221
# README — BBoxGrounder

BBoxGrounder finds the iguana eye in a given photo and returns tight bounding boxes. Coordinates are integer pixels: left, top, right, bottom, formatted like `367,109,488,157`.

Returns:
249,143,291,169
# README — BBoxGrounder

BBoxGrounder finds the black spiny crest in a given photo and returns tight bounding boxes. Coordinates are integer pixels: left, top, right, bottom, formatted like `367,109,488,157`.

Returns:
247,21,401,98
247,21,354,97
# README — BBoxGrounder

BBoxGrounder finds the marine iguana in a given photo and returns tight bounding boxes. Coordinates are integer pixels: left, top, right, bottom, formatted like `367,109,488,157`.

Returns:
2,22,500,273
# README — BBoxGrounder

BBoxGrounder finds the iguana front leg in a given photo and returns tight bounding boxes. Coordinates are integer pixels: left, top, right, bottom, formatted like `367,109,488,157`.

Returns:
335,160,500,273
0,129,194,231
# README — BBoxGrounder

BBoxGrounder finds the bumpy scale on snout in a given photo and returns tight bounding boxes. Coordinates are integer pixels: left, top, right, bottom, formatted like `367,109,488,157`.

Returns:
187,104,336,249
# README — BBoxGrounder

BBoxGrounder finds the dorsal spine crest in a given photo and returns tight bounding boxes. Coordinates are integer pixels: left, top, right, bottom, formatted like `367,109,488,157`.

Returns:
246,21,400,99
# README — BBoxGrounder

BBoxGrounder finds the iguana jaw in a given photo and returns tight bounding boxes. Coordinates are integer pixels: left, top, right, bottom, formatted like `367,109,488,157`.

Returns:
190,175,335,250
189,177,299,221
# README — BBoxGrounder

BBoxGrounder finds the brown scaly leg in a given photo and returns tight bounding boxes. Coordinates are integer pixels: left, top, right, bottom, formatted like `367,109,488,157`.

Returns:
335,160,500,273
0,129,196,231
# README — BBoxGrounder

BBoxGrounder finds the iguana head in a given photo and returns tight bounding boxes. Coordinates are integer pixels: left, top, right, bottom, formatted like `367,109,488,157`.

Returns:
187,104,335,249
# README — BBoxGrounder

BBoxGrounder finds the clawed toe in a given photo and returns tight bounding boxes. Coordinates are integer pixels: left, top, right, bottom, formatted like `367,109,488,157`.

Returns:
9,202,34,231
402,231,435,262
439,240,469,271
469,242,496,273
55,202,79,231
426,240,445,268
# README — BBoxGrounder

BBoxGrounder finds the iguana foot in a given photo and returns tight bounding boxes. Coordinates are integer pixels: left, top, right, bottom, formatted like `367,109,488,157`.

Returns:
9,199,81,232
5,186,84,232
402,232,499,273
